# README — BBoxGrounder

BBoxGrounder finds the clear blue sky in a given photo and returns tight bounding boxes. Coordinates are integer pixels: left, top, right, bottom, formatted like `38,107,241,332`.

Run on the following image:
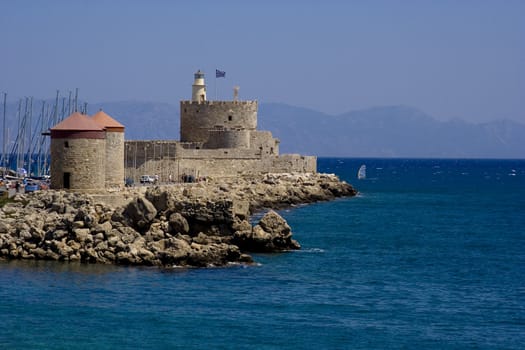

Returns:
1,0,524,123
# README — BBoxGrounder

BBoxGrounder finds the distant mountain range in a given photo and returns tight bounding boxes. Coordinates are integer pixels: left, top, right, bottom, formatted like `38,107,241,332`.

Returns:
2,100,524,158
258,103,525,158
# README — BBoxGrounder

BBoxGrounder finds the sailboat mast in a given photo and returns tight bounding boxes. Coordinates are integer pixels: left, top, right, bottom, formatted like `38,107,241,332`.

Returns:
53,90,59,125
74,88,78,112
16,98,24,175
61,97,66,122
37,101,45,177
67,91,72,115
27,97,33,176
2,92,6,175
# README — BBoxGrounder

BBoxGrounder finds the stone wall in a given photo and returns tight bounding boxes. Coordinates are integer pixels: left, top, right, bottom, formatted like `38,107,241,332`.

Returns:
51,138,106,192
124,141,316,182
178,148,260,159
269,154,317,173
122,139,314,185
105,131,125,189
124,140,179,182
180,100,257,143
205,129,251,149
250,131,280,156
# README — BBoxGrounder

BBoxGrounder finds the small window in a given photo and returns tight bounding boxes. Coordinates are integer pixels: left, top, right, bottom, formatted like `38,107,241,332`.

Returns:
228,115,233,121
64,141,69,148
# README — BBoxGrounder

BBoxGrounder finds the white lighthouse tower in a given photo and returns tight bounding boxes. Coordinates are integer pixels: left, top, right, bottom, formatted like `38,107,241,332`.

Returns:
191,70,207,102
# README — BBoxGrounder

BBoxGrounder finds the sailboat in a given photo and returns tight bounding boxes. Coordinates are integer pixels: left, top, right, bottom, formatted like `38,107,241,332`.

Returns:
357,164,366,180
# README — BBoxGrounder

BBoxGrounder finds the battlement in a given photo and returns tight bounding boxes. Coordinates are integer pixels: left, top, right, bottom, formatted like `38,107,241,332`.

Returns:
180,100,257,106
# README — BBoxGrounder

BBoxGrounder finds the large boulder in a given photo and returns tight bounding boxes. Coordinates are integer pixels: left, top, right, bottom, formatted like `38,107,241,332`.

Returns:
186,242,249,267
168,213,190,234
74,205,99,228
123,196,157,231
0,220,10,234
145,187,178,213
154,237,192,266
259,210,291,237
233,210,300,252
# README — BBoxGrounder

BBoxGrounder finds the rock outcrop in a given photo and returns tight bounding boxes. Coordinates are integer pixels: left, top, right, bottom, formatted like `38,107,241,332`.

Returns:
0,173,356,267
233,210,300,252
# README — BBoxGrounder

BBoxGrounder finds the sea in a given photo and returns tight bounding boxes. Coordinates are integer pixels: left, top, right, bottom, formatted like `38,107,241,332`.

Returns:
1,158,524,349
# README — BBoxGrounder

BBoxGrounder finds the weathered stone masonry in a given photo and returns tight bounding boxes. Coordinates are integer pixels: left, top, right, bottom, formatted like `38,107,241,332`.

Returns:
50,113,107,192
180,100,257,144
50,70,316,191
124,70,316,182
124,139,316,181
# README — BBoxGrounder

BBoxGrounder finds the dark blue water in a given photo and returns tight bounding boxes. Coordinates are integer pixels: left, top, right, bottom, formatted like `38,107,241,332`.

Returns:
1,158,524,349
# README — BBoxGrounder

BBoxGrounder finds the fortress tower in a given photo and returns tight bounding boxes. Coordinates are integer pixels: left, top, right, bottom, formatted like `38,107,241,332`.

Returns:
50,112,106,192
192,70,207,102
124,69,316,181
180,70,257,147
92,109,125,189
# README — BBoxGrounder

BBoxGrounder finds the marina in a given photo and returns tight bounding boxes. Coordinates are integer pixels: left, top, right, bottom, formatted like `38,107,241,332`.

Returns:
1,90,84,196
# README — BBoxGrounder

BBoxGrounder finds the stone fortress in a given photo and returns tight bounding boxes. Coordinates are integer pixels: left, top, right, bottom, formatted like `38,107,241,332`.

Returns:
49,70,316,192
125,70,316,182
7,71,355,269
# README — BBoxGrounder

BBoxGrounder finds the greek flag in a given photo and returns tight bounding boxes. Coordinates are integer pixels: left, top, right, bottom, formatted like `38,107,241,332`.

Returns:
216,69,226,78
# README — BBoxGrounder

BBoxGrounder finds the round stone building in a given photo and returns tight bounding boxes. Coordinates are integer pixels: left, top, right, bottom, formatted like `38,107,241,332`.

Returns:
50,112,106,192
92,109,125,189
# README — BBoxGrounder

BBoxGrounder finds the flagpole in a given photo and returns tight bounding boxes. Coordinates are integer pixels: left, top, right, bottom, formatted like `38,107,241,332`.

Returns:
215,69,225,100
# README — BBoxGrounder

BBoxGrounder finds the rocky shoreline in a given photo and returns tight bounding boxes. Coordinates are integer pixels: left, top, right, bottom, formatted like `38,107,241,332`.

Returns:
0,173,357,268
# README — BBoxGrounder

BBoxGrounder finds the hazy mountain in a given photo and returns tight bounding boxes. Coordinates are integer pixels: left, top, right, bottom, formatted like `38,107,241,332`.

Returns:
90,101,180,140
1,100,523,158
258,104,525,158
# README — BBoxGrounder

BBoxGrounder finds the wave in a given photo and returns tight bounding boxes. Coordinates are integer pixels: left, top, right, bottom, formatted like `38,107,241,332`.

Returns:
296,247,325,253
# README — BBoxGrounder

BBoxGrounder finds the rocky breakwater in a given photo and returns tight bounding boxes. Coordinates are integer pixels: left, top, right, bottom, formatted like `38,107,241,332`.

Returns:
0,173,356,267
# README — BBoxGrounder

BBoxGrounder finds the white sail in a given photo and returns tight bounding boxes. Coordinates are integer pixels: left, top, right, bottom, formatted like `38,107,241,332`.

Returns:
357,165,366,180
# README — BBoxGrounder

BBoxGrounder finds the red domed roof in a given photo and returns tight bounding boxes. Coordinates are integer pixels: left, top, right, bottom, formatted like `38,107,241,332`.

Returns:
92,109,125,131
51,112,105,131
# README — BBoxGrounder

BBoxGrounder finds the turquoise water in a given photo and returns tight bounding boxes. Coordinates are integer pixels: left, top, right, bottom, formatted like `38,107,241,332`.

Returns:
1,158,524,349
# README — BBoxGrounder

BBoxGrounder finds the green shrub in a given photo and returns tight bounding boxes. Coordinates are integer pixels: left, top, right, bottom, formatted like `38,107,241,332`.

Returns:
0,195,13,207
